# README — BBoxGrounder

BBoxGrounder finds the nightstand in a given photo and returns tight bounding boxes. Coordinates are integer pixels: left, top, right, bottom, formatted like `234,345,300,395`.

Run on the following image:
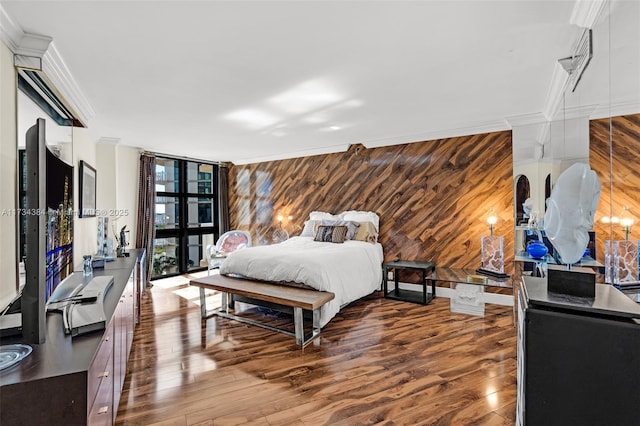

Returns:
383,260,436,305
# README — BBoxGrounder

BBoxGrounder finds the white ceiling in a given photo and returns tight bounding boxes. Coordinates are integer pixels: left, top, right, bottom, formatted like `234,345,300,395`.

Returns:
2,1,639,164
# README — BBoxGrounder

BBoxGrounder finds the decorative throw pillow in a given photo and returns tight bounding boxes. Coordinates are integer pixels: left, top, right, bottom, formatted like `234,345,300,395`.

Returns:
321,219,360,240
314,225,348,243
353,221,379,243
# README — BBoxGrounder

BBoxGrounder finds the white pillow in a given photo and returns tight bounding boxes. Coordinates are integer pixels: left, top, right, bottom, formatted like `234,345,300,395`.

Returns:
309,211,339,221
300,220,320,237
340,210,380,231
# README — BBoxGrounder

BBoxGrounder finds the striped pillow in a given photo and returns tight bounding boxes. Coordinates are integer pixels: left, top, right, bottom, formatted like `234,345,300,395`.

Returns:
314,225,348,243
321,219,360,240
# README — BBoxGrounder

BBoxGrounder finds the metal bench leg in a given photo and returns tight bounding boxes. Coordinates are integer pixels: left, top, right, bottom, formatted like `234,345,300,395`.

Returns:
313,309,320,330
199,287,207,318
221,292,229,313
294,307,304,346
293,307,323,347
200,287,231,319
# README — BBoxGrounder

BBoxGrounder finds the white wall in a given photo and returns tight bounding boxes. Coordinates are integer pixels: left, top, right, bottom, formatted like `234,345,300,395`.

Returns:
116,145,139,246
72,127,97,268
96,142,139,253
0,40,17,308
73,132,140,268
96,142,117,208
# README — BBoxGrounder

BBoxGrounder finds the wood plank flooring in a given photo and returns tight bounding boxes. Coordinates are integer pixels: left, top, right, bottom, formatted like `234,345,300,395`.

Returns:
115,272,517,425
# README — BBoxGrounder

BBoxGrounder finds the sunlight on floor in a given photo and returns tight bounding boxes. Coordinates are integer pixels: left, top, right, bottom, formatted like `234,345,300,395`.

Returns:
152,269,211,290
151,269,222,310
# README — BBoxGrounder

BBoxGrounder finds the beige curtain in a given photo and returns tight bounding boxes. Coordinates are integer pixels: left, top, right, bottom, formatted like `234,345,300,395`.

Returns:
135,153,156,286
218,165,230,234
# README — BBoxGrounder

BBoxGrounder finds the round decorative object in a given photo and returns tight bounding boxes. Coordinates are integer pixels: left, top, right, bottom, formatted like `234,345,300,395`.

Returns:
0,344,32,371
526,240,549,259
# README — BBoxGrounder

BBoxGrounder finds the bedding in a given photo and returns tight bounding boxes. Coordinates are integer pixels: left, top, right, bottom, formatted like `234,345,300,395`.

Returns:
300,220,320,237
219,236,384,328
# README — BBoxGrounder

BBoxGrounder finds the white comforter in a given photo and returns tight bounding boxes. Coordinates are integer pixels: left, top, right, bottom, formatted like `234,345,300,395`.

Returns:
219,236,383,327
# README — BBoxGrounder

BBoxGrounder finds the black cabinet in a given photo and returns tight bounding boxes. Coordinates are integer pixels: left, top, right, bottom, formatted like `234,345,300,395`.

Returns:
517,277,640,426
0,250,144,425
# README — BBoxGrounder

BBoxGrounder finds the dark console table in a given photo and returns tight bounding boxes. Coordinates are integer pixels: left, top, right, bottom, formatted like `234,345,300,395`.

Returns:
383,260,436,305
0,249,145,425
517,276,640,425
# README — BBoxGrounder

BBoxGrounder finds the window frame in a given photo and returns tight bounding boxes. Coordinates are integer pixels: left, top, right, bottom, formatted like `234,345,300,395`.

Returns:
152,157,219,279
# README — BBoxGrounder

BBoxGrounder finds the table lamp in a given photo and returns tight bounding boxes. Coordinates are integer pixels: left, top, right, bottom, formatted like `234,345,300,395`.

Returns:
620,206,634,240
605,206,639,286
487,212,498,236
479,209,507,277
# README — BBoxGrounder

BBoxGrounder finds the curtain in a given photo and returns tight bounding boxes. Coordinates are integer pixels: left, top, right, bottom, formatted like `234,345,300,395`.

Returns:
135,153,156,287
218,164,230,234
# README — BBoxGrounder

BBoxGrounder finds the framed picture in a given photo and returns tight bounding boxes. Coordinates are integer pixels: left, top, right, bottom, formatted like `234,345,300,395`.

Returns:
79,160,96,218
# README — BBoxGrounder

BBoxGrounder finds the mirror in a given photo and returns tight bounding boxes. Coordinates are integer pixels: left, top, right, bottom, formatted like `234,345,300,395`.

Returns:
15,87,74,289
513,0,640,276
17,91,73,162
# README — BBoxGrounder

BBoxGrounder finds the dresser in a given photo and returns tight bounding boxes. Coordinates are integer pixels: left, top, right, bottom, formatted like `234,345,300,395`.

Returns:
516,276,640,426
0,249,145,425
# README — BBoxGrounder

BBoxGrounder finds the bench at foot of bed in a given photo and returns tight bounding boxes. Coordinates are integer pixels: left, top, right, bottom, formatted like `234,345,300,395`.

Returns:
189,274,335,347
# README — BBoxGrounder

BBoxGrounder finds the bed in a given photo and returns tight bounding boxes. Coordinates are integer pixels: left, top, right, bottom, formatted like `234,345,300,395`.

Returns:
219,210,384,328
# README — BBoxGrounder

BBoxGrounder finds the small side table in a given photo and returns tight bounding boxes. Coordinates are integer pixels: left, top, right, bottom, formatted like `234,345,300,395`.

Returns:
383,260,436,305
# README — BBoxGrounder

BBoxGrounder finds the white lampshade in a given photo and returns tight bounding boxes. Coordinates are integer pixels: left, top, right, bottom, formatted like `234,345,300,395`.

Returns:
620,207,634,227
621,217,634,227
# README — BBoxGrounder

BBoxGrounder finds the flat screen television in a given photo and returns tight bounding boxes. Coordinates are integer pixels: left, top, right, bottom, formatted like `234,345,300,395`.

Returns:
20,118,74,343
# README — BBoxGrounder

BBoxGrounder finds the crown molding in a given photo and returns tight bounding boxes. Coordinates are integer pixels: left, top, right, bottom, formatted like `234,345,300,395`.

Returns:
42,42,96,125
362,119,511,149
234,118,511,164
98,137,121,145
1,4,95,127
231,144,350,165
570,0,608,28
504,112,548,127
590,101,640,121
549,103,598,121
542,62,571,121
540,1,608,124
0,6,20,52
1,6,51,57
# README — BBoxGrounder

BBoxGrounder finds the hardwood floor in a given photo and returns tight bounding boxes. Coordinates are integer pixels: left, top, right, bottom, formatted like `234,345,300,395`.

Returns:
115,272,517,425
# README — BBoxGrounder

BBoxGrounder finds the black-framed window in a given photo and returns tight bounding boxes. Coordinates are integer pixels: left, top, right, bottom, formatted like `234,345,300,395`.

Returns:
152,157,219,279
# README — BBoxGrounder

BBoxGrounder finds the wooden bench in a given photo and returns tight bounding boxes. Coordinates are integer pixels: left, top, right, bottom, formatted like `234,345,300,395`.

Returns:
189,274,335,347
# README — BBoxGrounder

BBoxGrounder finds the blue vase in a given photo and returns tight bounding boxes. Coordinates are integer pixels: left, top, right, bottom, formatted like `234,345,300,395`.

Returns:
583,248,591,258
526,241,548,259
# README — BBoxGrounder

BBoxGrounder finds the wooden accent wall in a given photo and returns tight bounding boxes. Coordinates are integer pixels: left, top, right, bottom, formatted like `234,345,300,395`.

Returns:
229,131,514,272
590,113,640,263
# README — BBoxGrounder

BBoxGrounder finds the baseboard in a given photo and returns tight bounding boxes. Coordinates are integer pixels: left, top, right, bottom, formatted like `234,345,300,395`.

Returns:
391,282,514,307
